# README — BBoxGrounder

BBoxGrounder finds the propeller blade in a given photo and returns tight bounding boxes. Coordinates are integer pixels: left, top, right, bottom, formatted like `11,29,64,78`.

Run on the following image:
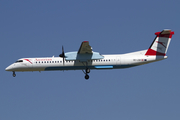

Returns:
59,46,65,65
62,46,64,56
59,46,65,57
63,57,65,65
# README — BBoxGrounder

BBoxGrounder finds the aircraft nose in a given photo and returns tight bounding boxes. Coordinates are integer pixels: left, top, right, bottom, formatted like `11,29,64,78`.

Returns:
5,64,14,71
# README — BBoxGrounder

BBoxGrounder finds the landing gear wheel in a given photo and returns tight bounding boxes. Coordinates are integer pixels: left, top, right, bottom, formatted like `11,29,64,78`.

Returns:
13,72,16,77
86,68,90,73
85,74,89,80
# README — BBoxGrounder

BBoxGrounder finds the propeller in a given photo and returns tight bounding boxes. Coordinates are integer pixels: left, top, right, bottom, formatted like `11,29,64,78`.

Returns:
59,46,65,64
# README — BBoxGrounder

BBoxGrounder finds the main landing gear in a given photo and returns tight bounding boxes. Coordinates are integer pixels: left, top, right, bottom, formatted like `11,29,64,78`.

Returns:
83,68,90,80
13,71,16,77
81,61,91,80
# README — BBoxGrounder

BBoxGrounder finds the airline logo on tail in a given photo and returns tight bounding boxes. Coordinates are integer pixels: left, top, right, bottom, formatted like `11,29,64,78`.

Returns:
156,41,166,48
145,29,174,56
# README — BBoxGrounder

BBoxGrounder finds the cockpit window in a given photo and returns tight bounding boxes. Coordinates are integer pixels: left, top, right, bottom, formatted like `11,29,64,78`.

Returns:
15,60,23,63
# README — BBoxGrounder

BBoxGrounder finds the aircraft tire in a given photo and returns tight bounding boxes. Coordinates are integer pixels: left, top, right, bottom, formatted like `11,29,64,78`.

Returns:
13,72,16,77
85,74,89,80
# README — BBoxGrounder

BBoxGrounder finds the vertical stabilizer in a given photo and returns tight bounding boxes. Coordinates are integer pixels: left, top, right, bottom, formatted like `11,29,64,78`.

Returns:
145,29,174,56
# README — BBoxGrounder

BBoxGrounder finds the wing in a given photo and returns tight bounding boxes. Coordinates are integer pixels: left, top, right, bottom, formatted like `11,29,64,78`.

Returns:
78,41,92,54
65,41,104,61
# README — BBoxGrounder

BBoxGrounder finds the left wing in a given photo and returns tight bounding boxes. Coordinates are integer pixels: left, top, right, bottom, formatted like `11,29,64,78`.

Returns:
78,41,92,54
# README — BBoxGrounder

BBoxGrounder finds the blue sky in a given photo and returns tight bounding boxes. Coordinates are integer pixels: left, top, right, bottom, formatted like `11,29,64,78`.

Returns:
1,0,180,120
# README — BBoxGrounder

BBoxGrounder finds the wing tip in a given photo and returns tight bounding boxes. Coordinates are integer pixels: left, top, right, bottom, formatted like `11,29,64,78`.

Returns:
83,41,89,43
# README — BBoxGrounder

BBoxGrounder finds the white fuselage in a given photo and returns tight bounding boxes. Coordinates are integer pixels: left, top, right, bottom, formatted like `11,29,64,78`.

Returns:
5,50,167,72
5,29,174,79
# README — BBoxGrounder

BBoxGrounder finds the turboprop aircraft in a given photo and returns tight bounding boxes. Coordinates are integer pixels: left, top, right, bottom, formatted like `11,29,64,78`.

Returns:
5,29,174,80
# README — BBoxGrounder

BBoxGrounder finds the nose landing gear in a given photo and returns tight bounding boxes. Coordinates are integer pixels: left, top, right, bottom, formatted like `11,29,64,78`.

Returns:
13,71,16,77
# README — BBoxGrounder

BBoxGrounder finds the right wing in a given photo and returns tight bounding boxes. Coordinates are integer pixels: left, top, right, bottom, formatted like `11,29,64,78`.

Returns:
78,41,93,54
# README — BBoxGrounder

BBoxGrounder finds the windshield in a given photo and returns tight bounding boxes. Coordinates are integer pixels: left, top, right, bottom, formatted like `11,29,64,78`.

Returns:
15,60,23,63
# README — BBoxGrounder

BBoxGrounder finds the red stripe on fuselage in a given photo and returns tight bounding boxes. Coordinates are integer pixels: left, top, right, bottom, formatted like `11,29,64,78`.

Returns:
24,59,33,64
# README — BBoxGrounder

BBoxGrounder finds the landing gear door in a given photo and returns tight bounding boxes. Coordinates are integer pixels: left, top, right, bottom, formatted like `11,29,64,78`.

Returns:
116,56,121,65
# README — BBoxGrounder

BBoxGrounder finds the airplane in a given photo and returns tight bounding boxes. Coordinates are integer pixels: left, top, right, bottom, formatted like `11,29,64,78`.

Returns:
5,29,174,80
